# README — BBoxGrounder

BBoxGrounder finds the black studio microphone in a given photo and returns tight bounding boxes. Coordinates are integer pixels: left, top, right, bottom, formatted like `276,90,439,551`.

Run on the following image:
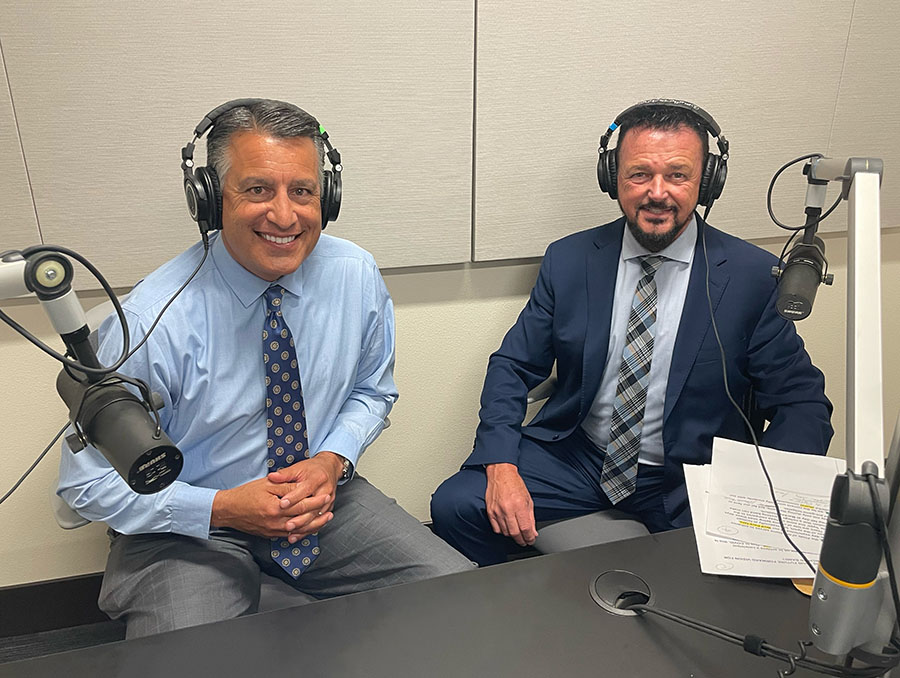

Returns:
56,370,183,494
775,236,828,321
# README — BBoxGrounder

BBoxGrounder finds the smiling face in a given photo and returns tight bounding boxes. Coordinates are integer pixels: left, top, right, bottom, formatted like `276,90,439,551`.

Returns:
219,131,322,281
616,124,704,252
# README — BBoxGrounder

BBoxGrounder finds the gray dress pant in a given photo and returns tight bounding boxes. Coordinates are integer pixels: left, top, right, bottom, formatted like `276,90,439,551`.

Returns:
99,476,474,638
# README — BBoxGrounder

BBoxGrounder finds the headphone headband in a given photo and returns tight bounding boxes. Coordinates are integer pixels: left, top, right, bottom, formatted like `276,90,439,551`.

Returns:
598,98,729,159
194,98,268,137
181,98,339,166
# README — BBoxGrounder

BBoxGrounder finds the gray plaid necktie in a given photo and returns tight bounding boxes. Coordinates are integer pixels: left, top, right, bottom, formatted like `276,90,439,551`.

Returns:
600,255,666,504
263,285,319,578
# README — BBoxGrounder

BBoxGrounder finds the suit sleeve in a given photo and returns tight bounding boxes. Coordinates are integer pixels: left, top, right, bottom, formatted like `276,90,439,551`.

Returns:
464,245,558,467
748,285,834,455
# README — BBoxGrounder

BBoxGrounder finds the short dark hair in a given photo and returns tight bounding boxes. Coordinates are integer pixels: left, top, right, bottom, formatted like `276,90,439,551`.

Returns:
615,102,709,158
206,99,324,184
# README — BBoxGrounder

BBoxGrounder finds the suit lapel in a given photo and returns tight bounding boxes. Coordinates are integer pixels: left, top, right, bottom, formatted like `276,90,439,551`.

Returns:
582,219,624,417
664,219,730,424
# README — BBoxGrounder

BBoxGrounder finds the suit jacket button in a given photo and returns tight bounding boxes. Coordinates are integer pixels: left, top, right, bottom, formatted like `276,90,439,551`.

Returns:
552,434,560,440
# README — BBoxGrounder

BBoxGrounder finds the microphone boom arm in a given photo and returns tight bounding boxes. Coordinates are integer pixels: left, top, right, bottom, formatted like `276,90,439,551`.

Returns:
805,158,897,661
0,249,182,494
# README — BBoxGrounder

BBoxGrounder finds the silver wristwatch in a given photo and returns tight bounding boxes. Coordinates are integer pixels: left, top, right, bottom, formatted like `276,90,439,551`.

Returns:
339,457,352,480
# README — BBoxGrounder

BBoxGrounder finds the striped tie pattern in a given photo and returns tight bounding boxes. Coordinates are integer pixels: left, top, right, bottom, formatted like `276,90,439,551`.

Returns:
600,255,666,504
263,285,319,579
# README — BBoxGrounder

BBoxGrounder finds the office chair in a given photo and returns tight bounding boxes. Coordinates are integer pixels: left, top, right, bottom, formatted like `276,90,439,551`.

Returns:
526,377,767,554
523,378,650,552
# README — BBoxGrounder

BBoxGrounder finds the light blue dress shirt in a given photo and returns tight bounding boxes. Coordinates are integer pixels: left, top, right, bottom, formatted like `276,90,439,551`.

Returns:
580,216,696,466
58,232,397,538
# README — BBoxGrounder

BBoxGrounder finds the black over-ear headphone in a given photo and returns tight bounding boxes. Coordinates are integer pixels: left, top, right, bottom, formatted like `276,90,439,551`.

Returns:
597,98,729,207
181,98,342,236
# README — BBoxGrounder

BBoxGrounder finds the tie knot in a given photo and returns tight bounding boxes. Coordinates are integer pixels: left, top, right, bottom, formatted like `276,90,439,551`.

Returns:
265,285,285,310
640,255,666,277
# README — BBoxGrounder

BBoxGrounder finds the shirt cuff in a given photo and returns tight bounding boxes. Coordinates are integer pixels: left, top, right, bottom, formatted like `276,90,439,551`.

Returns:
169,483,219,539
317,430,362,474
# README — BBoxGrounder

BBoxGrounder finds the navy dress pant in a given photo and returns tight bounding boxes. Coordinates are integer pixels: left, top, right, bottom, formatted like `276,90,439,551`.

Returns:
431,428,675,566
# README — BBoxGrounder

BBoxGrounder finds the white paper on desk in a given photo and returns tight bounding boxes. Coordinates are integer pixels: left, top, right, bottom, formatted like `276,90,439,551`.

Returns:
705,438,844,553
684,463,823,578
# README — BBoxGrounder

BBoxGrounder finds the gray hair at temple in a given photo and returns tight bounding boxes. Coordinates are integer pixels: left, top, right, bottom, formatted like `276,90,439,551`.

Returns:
206,99,325,186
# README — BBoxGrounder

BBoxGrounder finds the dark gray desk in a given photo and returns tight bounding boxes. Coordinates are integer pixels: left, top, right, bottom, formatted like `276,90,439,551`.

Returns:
1,528,820,677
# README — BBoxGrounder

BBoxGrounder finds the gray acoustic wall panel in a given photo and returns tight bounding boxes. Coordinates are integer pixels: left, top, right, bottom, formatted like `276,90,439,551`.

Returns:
0,41,39,252
0,1,473,287
828,2,900,230
473,1,857,261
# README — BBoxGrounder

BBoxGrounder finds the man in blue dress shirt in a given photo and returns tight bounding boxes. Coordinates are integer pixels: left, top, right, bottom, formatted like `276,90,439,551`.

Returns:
58,99,472,637
431,100,833,566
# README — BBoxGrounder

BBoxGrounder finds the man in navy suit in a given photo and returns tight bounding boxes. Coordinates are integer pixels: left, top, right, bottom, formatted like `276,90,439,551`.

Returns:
430,100,833,566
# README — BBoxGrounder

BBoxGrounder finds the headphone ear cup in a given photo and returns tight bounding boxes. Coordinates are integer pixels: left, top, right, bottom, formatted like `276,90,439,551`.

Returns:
597,149,618,200
708,157,727,205
320,169,342,229
320,171,332,230
184,167,222,233
184,168,210,233
697,153,717,206
698,153,728,207
194,167,222,231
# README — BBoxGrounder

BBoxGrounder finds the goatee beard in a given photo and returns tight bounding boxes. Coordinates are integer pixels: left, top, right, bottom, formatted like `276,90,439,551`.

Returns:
622,203,691,253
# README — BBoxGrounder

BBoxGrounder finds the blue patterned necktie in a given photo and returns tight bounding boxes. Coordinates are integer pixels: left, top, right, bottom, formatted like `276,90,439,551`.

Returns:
600,255,666,504
263,285,319,578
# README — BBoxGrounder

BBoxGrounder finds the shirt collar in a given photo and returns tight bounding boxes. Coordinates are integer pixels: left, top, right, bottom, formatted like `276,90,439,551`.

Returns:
621,214,697,265
210,232,305,308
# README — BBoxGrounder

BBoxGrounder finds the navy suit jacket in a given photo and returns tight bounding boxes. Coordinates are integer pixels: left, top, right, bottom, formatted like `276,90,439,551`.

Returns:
464,216,834,527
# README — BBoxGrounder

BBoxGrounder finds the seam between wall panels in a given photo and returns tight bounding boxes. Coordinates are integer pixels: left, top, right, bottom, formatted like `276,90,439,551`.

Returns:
0,34,43,243
825,0,857,157
469,0,478,262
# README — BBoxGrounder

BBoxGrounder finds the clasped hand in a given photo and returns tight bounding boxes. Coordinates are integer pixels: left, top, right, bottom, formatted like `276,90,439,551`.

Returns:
211,452,344,542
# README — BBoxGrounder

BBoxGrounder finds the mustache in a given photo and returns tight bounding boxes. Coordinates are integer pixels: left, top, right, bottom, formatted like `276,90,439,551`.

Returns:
639,200,676,212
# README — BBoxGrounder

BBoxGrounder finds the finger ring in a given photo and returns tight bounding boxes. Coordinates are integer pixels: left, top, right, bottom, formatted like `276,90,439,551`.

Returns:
318,511,323,516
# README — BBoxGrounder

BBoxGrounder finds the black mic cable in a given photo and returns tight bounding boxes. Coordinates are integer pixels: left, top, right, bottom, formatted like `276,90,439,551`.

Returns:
0,239,209,379
626,601,894,677
767,154,843,233
0,244,131,378
0,422,69,506
865,474,900,647
767,153,838,321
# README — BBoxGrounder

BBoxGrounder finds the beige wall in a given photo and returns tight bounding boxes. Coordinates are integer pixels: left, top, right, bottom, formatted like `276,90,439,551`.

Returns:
1,0,898,591
0,1,475,277
1,229,899,587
